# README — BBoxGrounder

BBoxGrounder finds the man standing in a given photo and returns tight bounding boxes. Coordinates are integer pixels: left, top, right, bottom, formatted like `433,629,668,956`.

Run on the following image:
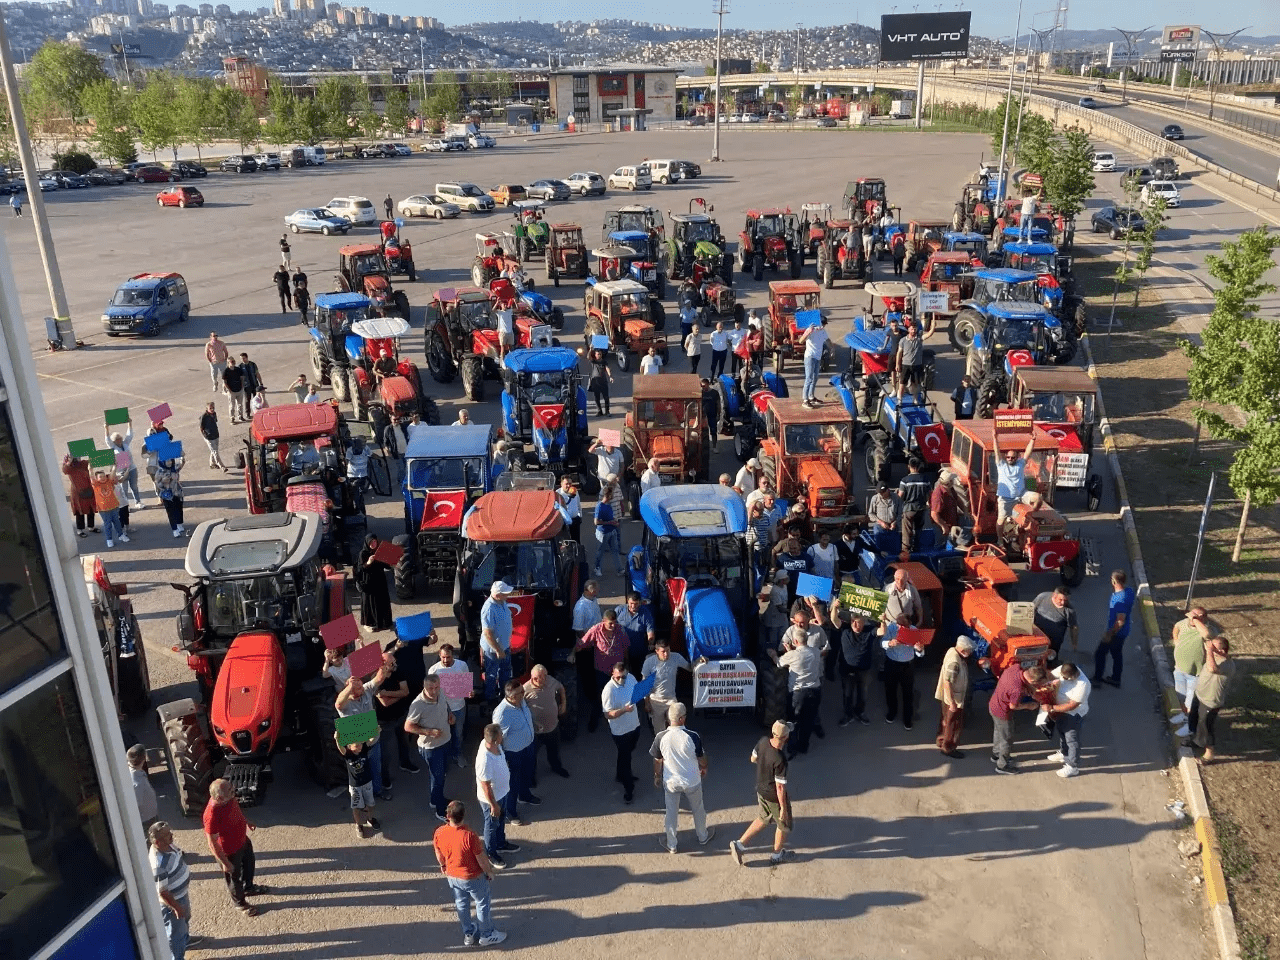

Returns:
238,353,264,415
1189,636,1235,764
336,663,390,799
1042,661,1091,777
988,664,1045,774
576,610,628,733
734,458,761,497
601,663,641,804
1032,587,1079,659
273,264,292,313
1172,607,1212,711
994,432,1036,532
897,458,931,552
480,581,514,702
474,724,518,868
771,534,813,607
221,357,245,424
642,640,692,733
895,318,925,402
616,593,656,680
10,192,22,217
640,346,663,375
770,628,822,757
492,680,540,821
797,315,829,407
868,481,903,539
835,608,876,727
572,579,602,640
1094,570,1135,687
588,438,624,490
885,567,923,628
930,469,961,542
1019,192,1036,241
593,485,624,577
557,474,582,542
759,569,792,654
149,821,202,958
709,321,730,378
128,744,158,837
205,332,229,392
433,800,506,948
294,282,312,325
881,622,925,730
727,316,748,375
729,721,793,866
203,778,267,915
951,375,977,420
429,643,471,768
934,637,975,757
404,675,453,822
524,665,570,783
651,703,714,853
199,402,226,471
639,458,663,495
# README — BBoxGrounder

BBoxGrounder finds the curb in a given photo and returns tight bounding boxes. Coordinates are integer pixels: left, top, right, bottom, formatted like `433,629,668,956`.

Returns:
1081,333,1242,960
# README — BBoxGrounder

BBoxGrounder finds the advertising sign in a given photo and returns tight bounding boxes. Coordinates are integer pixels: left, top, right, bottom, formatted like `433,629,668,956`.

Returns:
693,658,757,708
879,12,972,62
1161,25,1200,63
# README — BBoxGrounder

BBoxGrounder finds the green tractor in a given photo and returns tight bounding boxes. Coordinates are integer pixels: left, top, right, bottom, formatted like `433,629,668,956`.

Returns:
504,199,551,262
666,199,732,285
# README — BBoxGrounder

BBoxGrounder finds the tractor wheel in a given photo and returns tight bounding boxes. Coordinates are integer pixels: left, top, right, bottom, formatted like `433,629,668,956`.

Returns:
520,239,530,263
752,253,764,282
627,480,642,520
922,349,937,392
1086,473,1103,512
823,259,835,289
820,341,834,373
789,248,802,280
332,364,351,402
392,533,415,601
733,425,754,463
1060,556,1086,588
115,616,152,716
975,371,1006,419
757,454,776,490
303,681,349,791
614,349,630,373
740,248,751,274
472,261,488,288
1072,299,1089,338
949,310,981,352
650,301,666,332
423,396,442,425
755,655,788,730
310,341,331,386
426,331,457,383
733,302,746,325
551,663,579,744
1052,335,1078,366
551,306,565,330
350,370,367,421
392,291,410,319
160,711,214,818
461,357,484,402
714,380,734,436
698,433,711,482
721,257,734,287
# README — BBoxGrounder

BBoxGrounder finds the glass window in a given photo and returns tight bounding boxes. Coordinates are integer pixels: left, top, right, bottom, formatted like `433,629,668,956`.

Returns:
0,673,122,957
0,405,66,693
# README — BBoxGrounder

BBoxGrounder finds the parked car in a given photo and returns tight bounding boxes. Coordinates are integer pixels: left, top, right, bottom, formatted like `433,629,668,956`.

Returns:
646,160,682,185
421,139,450,153
85,167,127,186
673,160,701,179
743,113,762,123
171,161,208,179
565,171,606,196
325,196,377,225
1161,124,1184,141
489,183,528,206
685,116,707,127
284,208,352,235
156,185,204,208
526,179,571,201
284,147,308,168
254,153,282,171
468,133,496,149
33,174,60,191
122,162,149,181
443,137,468,152
134,165,175,183
50,171,89,188
219,155,258,173
1091,151,1116,172
392,143,413,157
816,116,838,128
606,165,651,191
398,194,460,219
1077,97,1098,109
101,272,190,336
1141,180,1182,208
1090,205,1146,239
435,182,495,212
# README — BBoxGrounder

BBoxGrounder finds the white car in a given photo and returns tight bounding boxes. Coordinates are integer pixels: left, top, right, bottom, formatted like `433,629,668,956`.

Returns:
434,182,495,213
254,152,281,171
1141,180,1181,209
468,133,496,149
1091,151,1116,173
398,194,460,219
324,196,377,225
421,139,450,153
565,171,606,196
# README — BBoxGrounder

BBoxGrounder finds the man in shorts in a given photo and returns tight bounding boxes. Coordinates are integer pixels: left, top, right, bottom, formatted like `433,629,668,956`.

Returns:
336,732,382,839
728,720,794,865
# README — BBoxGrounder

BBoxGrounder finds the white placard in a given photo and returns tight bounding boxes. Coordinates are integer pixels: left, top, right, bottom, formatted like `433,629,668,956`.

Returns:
919,290,950,313
693,658,757,708
1056,452,1090,487
528,323,552,347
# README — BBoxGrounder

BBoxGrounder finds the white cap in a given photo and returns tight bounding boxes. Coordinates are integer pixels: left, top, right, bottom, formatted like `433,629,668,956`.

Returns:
746,458,760,469
491,581,514,596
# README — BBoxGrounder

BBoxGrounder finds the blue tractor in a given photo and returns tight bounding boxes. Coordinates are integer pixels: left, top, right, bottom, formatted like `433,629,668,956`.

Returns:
942,230,994,267
308,291,374,403
999,241,1086,336
499,347,590,480
596,229,666,299
391,424,497,600
714,361,789,462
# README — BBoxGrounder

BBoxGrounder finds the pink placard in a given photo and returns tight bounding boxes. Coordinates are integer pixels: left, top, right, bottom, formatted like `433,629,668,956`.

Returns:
598,428,621,447
147,402,173,424
114,452,130,472
437,671,474,700
346,642,385,679
319,613,360,650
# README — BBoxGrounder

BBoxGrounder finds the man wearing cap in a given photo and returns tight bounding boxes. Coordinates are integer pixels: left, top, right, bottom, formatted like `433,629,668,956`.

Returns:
868,481,902,545
729,720,793,866
930,469,962,543
935,637,975,757
480,582,515,703
734,459,761,496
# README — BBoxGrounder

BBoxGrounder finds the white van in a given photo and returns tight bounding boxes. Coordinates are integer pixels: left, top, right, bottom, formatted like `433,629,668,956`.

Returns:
647,159,683,185
435,182,495,213
607,164,652,191
302,145,326,166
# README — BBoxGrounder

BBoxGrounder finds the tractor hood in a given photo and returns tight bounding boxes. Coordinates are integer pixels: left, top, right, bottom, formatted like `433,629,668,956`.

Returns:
520,289,553,315
362,275,391,301
685,588,741,661
210,630,287,758
379,375,418,406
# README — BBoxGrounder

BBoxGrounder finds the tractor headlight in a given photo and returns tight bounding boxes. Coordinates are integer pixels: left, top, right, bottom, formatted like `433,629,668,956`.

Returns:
258,718,272,733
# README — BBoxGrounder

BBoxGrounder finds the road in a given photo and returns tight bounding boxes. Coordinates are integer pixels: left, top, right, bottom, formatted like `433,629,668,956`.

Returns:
3,129,1210,959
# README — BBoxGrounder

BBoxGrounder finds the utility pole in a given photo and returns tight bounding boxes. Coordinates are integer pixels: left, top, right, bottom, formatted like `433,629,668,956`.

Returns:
995,0,1025,212
1113,26,1152,103
1201,27,1248,121
711,0,728,161
1032,27,1054,81
0,7,76,349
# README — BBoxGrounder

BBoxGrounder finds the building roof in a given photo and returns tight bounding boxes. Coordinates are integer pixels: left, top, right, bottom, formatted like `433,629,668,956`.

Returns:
502,347,580,375
639,484,748,537
551,63,679,75
405,424,494,460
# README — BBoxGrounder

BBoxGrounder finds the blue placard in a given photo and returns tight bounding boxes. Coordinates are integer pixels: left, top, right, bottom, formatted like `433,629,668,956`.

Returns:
395,611,433,643
143,433,170,452
591,334,610,350
629,672,655,705
154,440,183,462
794,309,822,330
795,573,833,602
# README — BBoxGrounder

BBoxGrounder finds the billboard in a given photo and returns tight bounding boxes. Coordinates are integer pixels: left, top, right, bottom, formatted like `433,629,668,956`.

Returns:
1160,24,1200,63
879,12,972,62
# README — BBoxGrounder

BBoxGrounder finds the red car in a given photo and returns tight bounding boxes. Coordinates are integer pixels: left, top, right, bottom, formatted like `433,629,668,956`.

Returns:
135,165,175,183
157,185,204,208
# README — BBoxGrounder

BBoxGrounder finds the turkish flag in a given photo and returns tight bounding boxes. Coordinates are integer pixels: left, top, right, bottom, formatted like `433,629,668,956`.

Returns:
533,404,565,432
913,423,951,465
507,594,535,654
1027,538,1080,572
420,491,466,531
667,577,687,619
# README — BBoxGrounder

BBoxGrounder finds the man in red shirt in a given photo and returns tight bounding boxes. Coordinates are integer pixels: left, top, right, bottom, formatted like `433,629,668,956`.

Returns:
433,800,506,947
203,778,268,915
987,665,1045,774
575,610,627,733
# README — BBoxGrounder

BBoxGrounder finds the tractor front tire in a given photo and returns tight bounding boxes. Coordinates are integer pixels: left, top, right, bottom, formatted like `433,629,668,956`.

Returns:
332,365,351,402
350,370,367,421
392,534,416,601
423,396,442,426
552,663,580,744
650,301,666,332
789,249,802,280
160,710,214,818
627,480,643,521
1060,556,1086,587
310,341,331,386
976,371,1006,419
752,253,764,283
392,291,410,319
303,680,350,791
461,357,484,402
949,310,981,352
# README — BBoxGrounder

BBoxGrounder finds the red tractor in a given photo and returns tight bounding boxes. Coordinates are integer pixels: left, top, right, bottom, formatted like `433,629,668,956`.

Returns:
156,513,353,814
378,219,417,281
844,178,888,221
471,233,523,288
346,316,440,426
919,250,977,318
959,544,1052,679
798,203,833,258
424,286,542,401
621,373,712,514
545,223,590,287
814,219,872,289
738,208,802,281
762,279,830,372
336,244,410,318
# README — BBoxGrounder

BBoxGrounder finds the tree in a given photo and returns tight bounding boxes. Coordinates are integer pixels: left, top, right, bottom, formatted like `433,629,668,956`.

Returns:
786,83,804,120
383,88,410,137
354,80,382,140
175,77,217,160
1182,227,1280,561
424,74,460,124
1042,126,1095,222
293,98,327,146
211,87,259,151
131,72,179,160
262,79,297,147
81,79,137,165
1130,195,1167,306
1014,113,1054,178
315,75,362,146
23,41,109,139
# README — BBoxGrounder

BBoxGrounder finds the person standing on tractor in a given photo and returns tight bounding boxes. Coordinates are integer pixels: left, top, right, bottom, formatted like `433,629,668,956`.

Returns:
557,475,582,542
728,317,748,375
798,315,829,408
934,637,975,757
993,431,1037,534
1019,193,1036,242
272,264,292,313
895,318,925,403
729,720,794,866
1093,570,1135,688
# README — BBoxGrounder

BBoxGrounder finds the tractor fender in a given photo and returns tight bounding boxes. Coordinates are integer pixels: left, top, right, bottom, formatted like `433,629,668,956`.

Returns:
307,326,328,348
521,289,553,316
762,371,788,398
501,390,518,436
829,374,857,419
626,546,649,599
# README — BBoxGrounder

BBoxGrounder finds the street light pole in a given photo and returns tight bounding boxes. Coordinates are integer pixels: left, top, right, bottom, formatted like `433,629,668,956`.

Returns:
419,36,427,110
711,0,728,161
1113,26,1153,104
995,0,1025,211
1201,27,1248,122
0,7,76,349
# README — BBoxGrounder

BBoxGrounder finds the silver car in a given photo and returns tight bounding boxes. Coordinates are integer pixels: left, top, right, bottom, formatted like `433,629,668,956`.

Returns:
398,194,461,219
564,171,606,196
527,179,571,201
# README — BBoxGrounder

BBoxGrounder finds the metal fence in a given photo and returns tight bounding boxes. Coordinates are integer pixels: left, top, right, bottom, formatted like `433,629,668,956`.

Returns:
1219,108,1280,145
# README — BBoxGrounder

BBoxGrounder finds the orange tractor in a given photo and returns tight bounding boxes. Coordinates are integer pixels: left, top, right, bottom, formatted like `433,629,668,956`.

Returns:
753,397,860,528
959,544,1052,679
762,279,831,373
621,374,713,514
336,244,410,318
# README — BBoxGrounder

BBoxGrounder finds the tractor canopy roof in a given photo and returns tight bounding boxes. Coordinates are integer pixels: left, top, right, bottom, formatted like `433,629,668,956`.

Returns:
594,279,650,297
768,395,850,426
952,420,1060,454
975,268,1039,285
1002,242,1057,257
351,317,411,340
987,302,1052,321
503,346,580,375
551,222,582,233
928,251,973,264
747,208,791,217
463,490,564,542
770,279,822,296
340,243,383,257
434,286,492,305
639,484,748,538
593,244,640,259
670,213,711,224
185,512,324,580
405,424,494,461
314,292,373,313
251,403,339,442
632,372,702,402
1013,365,1099,395
693,240,722,259
512,198,545,211
610,229,651,245
944,231,987,243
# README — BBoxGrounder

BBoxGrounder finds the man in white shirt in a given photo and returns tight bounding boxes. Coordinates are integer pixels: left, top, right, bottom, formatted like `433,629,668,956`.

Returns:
807,531,838,581
589,439,624,489
650,703,713,853
1041,662,1091,778
726,317,747,375
734,458,760,496
496,306,514,361
452,410,472,427
798,316,829,407
428,643,471,768
640,347,663,376
639,458,663,495
1019,193,1037,241
709,321,730,378
641,640,692,731
572,580,602,640
128,744,158,836
601,663,641,804
556,474,582,541
475,723,517,868
769,635,822,759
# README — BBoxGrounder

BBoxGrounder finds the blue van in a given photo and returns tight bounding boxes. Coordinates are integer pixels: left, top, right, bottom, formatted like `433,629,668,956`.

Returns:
101,272,190,336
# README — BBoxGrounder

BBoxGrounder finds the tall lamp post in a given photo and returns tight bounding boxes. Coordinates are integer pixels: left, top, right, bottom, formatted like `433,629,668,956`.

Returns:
1113,26,1152,103
710,0,728,161
995,0,1025,211
1201,27,1248,122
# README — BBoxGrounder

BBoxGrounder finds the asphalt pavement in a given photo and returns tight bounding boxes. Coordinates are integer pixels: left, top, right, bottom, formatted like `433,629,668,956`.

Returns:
3,130,1211,958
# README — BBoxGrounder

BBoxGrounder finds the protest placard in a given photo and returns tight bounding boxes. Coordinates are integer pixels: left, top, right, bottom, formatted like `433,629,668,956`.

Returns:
319,613,360,650
693,658,757,708
104,407,130,426
837,582,889,618
795,573,833,602
372,541,404,567
67,439,97,458
437,671,473,700
334,710,379,747
395,611,433,642
346,642,384,679
597,428,621,447
628,672,655,705
146,402,173,424
88,450,117,469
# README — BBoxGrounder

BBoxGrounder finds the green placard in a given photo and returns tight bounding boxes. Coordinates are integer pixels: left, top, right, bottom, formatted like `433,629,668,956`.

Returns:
67,439,97,458
334,710,379,747
88,450,117,469
837,582,889,618
103,407,130,426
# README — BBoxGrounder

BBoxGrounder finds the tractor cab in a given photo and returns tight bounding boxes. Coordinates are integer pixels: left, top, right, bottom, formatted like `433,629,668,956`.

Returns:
243,401,347,510
622,374,711,512
500,347,589,478
583,278,667,372
546,223,589,287
799,202,833,256
943,231,991,267
346,316,430,424
755,397,857,527
603,204,665,240
920,250,977,315
1010,366,1102,511
338,244,409,318
844,178,888,219
471,232,522,288
740,208,801,280
764,279,824,370
505,199,550,261
667,207,728,283
1000,241,1072,314
590,242,641,284
310,292,373,383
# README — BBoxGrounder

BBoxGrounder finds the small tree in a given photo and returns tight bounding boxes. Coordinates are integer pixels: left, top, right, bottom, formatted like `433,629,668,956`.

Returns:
1130,195,1167,306
1042,126,1095,223
131,72,180,160
383,88,410,137
175,77,216,161
23,41,109,144
786,83,804,120
293,98,327,145
1182,227,1280,560
212,87,259,152
316,75,362,147
262,80,297,147
81,79,137,165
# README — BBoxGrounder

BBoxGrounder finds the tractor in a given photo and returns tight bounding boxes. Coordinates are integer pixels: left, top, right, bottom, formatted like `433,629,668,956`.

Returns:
739,208,802,281
903,220,951,274
583,279,667,372
488,276,565,333
545,222,590,287
958,544,1052,686
942,230,993,267
156,512,352,814
621,373,712,514
471,233,523,288
336,244,410,318
392,423,497,600
753,396,859,529
603,204,666,243
999,241,1086,336
814,219,872,289
762,279,830,373
499,347,591,481
666,199,730,282
717,358,790,462
309,292,372,402
959,181,996,235
843,178,889,223
454,490,586,738
503,199,550,261
377,219,417,281
626,485,767,721
1009,366,1103,512
340,315,438,425
919,250,977,318
948,419,1085,585
599,232,666,298
798,202,833,259
423,286,540,402
84,554,152,719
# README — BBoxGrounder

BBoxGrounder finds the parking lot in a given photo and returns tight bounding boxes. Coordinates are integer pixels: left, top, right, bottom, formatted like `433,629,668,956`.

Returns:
5,129,1209,958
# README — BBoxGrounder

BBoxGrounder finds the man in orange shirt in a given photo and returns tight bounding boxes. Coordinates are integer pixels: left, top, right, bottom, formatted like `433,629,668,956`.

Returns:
433,800,507,948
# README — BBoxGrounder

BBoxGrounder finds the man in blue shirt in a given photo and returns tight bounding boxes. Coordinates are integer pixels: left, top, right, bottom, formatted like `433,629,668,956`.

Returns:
480,581,514,702
615,593,656,680
594,486,624,577
1094,569,1136,687
994,431,1036,532
492,680,540,821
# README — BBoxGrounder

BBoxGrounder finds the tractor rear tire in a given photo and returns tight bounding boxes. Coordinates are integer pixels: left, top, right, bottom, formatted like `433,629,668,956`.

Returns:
615,350,630,373
656,275,666,300
949,310,981,353
332,365,350,402
761,307,775,355
303,681,349,791
1087,473,1103,512
393,534,416,601
1060,557,1085,588
426,331,457,384
976,371,1006,419
115,615,151,717
552,663,579,744
650,301,666,332
472,261,488,288
823,260,835,289
733,302,746,325
714,380,734,436
758,454,776,490
551,306,565,330
461,357,484,402
1052,334,1078,366
350,370,367,421
865,434,889,488
753,253,764,282
423,396,441,426
392,291,410,319
755,655,788,730
161,711,214,818
733,424,754,463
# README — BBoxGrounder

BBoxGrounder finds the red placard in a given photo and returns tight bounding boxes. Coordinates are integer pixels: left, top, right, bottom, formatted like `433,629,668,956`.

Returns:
993,408,1034,438
372,542,404,567
896,625,936,647
320,613,360,650
507,594,535,654
346,642,384,679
